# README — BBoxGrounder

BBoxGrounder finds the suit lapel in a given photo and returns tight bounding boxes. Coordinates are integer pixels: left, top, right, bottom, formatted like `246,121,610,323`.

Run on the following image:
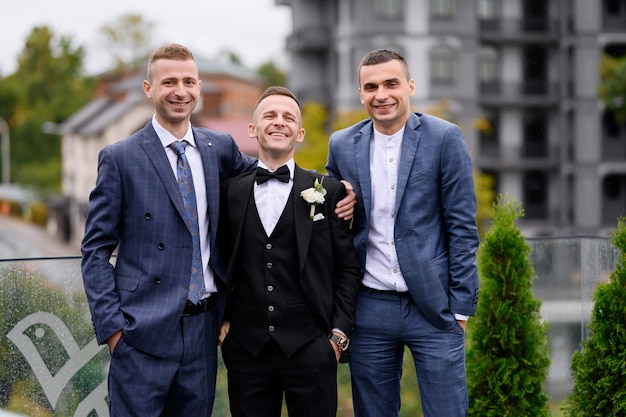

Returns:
194,129,222,244
395,113,422,217
293,166,315,272
226,172,256,278
139,123,187,222
354,123,373,226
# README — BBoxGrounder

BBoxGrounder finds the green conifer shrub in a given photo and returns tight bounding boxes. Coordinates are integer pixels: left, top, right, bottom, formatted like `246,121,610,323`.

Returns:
467,195,551,417
564,216,626,416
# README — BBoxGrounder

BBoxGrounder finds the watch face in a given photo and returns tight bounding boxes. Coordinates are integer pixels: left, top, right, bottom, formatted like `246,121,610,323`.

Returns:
340,339,349,351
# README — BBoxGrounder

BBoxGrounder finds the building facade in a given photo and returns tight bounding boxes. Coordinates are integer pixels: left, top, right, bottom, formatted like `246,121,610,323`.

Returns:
277,0,626,237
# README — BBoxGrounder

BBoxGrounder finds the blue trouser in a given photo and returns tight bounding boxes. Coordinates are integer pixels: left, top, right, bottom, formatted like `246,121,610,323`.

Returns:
108,309,218,417
349,288,468,417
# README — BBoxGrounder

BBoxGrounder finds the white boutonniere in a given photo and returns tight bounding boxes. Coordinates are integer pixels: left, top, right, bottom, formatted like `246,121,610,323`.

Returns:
300,177,327,219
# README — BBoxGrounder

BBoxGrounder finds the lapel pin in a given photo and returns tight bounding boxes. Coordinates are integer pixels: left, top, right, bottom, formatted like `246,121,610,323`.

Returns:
207,142,213,147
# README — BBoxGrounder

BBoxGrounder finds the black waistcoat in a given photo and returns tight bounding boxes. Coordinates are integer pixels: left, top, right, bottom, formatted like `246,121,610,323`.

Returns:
228,189,322,357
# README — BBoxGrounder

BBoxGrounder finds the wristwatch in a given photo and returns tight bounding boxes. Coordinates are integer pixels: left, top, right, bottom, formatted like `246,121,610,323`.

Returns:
329,333,350,351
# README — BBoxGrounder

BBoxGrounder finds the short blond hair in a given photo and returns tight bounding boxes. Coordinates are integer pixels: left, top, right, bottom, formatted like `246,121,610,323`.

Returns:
146,43,195,81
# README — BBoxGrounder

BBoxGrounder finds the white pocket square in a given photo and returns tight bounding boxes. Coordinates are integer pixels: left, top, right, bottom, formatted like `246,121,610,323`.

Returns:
313,213,325,221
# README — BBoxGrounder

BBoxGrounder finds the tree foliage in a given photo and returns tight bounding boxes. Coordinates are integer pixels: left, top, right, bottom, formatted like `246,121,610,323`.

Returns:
99,13,155,70
564,216,626,416
598,54,626,123
256,60,287,89
295,102,332,173
0,26,95,194
475,172,495,238
467,194,551,417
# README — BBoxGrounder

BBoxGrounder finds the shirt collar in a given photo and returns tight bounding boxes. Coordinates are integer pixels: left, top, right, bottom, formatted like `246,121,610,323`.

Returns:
257,158,295,180
151,115,197,149
373,125,405,142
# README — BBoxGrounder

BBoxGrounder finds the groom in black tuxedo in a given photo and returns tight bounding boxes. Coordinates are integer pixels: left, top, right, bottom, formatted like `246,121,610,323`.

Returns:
218,86,361,417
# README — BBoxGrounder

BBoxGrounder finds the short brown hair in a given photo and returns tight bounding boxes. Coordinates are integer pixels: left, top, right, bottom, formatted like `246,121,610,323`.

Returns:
358,49,411,82
253,86,300,113
254,85,300,110
146,43,195,81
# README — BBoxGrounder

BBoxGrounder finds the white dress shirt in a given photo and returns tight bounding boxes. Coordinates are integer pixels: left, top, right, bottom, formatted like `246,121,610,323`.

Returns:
363,125,469,321
152,116,216,295
362,126,409,293
254,159,294,236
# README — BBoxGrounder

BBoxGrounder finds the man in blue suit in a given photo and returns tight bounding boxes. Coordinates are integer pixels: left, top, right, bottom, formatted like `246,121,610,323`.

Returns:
326,49,480,417
81,43,356,417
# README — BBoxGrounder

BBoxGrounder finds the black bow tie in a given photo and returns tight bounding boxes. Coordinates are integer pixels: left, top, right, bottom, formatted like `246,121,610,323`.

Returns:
256,165,290,185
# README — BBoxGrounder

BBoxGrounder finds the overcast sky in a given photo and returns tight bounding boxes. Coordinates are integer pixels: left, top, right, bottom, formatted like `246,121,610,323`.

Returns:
0,0,292,75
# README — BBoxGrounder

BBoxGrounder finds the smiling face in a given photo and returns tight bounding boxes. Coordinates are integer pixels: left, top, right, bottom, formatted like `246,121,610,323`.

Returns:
359,59,415,135
142,58,201,137
249,93,305,167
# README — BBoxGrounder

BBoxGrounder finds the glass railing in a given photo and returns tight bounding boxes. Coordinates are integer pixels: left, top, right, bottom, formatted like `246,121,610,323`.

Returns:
527,237,619,400
0,237,620,416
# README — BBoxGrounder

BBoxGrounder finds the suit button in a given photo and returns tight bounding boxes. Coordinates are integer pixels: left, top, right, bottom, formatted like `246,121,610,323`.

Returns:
266,243,272,250
268,305,275,312
157,243,165,250
268,325,275,332
267,285,274,292
154,277,162,284
266,262,273,269
145,213,152,220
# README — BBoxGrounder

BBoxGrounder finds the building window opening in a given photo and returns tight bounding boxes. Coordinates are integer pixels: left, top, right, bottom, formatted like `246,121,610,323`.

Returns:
376,0,403,19
430,45,455,84
430,0,455,18
523,171,548,219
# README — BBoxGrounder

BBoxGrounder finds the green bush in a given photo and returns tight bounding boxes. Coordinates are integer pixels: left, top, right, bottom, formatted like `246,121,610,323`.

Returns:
467,194,551,417
564,216,626,416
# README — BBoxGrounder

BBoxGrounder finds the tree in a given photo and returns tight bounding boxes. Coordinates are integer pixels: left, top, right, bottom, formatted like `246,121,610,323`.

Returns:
564,216,626,416
0,26,95,193
216,48,244,67
466,194,551,417
598,54,626,123
99,13,155,70
474,171,495,238
256,60,287,88
295,102,331,173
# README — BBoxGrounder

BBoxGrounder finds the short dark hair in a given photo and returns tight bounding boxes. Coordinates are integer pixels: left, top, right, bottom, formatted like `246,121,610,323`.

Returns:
146,43,195,81
358,49,411,81
253,86,301,113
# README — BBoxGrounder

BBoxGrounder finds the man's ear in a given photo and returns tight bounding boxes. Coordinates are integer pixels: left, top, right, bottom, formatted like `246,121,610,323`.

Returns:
296,128,306,144
142,80,152,99
248,123,257,139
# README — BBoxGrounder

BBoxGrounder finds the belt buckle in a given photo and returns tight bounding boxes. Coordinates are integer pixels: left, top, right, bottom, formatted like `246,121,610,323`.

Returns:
182,295,214,316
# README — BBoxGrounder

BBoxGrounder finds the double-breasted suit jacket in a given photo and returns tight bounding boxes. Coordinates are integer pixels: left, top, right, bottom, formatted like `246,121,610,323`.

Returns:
81,121,256,358
326,112,480,329
218,164,362,354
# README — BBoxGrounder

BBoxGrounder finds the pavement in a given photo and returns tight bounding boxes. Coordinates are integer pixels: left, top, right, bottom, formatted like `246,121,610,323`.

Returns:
0,214,81,260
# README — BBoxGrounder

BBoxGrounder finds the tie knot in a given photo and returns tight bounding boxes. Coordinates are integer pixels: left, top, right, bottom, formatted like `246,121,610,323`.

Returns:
170,140,188,156
256,165,290,185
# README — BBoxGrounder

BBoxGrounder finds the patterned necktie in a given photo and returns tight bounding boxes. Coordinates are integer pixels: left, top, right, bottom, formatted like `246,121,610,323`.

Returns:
169,140,205,304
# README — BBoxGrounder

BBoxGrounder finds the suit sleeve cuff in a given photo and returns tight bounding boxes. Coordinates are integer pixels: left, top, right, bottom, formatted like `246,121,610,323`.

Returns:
331,328,347,337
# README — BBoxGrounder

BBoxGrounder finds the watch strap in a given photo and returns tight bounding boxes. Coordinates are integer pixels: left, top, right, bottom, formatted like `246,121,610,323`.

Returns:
329,333,350,351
